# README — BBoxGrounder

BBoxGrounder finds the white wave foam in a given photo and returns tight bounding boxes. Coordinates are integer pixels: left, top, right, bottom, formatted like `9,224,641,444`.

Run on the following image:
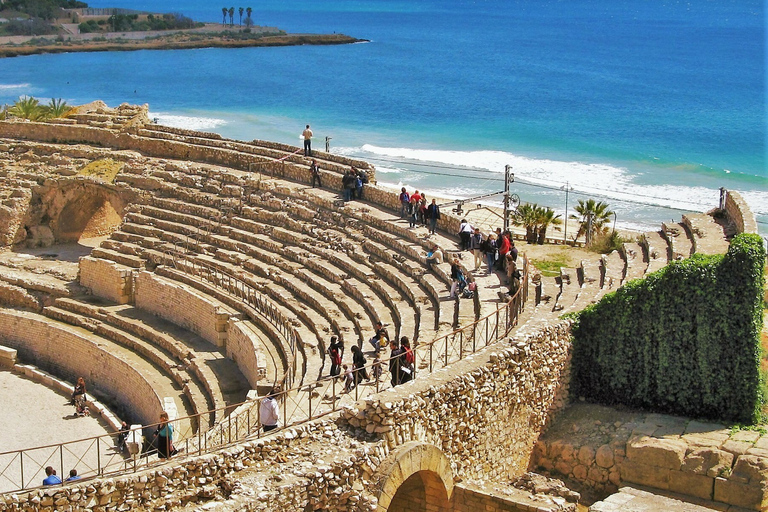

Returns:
150,112,228,131
0,83,31,91
347,144,756,213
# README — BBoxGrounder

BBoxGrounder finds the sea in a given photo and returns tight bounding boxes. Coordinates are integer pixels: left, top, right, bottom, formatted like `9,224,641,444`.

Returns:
1,0,765,235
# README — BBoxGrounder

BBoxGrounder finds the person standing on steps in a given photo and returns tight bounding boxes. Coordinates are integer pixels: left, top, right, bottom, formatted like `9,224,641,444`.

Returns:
426,198,440,234
458,219,473,251
302,124,313,156
310,159,322,188
259,389,280,432
328,336,343,377
469,227,484,270
399,187,410,218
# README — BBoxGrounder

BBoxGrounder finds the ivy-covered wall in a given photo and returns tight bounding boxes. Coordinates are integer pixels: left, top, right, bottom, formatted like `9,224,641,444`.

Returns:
570,233,766,423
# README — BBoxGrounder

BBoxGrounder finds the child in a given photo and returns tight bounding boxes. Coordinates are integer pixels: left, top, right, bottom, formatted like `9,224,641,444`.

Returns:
372,357,383,380
343,364,354,392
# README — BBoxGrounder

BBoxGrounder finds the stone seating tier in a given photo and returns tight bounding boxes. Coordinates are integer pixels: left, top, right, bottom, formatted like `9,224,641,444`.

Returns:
682,213,731,256
662,221,695,261
641,231,671,274
50,297,251,422
621,242,648,283
42,303,211,428
134,188,431,343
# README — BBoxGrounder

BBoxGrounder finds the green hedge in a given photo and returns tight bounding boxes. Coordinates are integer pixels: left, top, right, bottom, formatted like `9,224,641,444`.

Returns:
570,233,766,423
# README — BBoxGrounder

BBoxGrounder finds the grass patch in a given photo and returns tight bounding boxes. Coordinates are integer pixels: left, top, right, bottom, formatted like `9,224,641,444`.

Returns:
531,252,571,277
78,159,123,183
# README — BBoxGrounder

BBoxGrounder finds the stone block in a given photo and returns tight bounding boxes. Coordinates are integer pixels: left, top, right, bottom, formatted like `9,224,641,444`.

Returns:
714,477,768,510
681,448,733,477
578,445,595,466
668,470,714,500
626,437,686,470
722,440,754,457
620,460,670,489
596,444,614,468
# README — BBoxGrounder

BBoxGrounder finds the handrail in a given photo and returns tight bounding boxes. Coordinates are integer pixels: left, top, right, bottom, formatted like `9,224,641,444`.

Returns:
0,256,527,495
154,249,298,390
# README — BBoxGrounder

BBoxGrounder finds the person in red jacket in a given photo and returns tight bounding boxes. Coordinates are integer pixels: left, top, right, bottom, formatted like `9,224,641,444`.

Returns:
497,230,511,271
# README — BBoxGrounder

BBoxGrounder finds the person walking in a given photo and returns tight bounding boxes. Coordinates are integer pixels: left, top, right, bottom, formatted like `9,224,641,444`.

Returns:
469,227,484,270
408,196,419,228
388,339,406,388
426,199,440,234
310,159,322,188
399,188,410,218
302,124,313,156
328,336,342,377
400,337,414,384
484,233,498,275
351,345,369,385
458,219,473,251
154,411,175,459
259,389,280,432
449,258,464,299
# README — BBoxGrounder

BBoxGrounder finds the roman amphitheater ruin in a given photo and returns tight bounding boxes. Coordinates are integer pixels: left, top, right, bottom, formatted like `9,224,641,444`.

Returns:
0,102,763,511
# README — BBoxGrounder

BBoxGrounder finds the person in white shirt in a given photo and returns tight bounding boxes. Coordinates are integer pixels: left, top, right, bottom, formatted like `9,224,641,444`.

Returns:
259,389,280,432
425,244,443,270
302,124,313,156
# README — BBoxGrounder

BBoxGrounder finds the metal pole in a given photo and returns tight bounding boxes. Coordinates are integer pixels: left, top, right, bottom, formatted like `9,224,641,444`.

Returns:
612,212,617,236
503,165,511,232
563,182,570,243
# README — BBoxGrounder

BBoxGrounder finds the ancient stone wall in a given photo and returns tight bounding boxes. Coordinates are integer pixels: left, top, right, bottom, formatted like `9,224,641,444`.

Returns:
79,257,133,304
133,271,232,349
532,412,768,510
226,318,266,389
0,309,162,425
724,189,758,235
0,321,574,512
343,321,573,483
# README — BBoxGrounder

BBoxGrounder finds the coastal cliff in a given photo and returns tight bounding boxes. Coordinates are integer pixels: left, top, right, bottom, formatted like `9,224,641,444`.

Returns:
0,33,365,58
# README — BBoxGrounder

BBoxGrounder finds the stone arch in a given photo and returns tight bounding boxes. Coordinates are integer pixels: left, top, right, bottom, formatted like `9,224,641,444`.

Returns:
25,180,131,246
374,442,454,512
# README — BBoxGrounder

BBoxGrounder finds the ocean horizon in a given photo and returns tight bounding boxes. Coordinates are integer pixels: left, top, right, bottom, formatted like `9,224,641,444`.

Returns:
1,0,765,234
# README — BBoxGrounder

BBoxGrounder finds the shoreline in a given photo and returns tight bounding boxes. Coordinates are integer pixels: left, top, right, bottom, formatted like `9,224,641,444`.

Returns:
0,32,365,59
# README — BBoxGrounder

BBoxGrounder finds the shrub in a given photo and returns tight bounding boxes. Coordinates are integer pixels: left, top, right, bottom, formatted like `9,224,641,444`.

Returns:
570,233,766,423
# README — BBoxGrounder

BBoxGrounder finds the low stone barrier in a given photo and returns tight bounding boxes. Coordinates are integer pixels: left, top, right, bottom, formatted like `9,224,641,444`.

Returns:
724,189,758,235
532,407,768,510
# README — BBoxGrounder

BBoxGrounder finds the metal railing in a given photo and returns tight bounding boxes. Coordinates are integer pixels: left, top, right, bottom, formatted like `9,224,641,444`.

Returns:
0,257,527,494
155,250,299,390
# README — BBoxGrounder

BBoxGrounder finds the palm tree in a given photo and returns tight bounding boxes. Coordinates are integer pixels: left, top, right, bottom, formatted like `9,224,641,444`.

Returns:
228,7,235,26
570,199,613,245
8,96,43,121
222,7,227,24
512,203,540,244
535,207,562,245
238,7,244,26
41,98,70,119
246,6,252,21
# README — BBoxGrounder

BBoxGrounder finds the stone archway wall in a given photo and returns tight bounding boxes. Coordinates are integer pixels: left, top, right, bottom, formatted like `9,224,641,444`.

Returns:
24,179,133,247
373,442,454,512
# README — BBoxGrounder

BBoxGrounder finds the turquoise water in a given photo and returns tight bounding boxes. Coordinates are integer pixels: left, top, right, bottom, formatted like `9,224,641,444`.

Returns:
1,0,765,233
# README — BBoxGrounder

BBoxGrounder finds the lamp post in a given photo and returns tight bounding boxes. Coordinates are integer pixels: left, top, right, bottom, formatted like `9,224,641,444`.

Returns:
561,182,573,244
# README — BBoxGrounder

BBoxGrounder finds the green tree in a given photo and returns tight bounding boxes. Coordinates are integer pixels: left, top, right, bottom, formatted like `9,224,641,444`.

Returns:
41,98,70,119
535,206,562,245
512,203,540,244
570,199,613,245
8,96,43,121
228,7,235,26
246,6,252,20
222,7,228,24
238,7,244,26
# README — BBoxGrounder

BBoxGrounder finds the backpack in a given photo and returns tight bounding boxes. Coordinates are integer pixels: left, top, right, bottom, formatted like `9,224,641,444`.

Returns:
404,347,414,365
